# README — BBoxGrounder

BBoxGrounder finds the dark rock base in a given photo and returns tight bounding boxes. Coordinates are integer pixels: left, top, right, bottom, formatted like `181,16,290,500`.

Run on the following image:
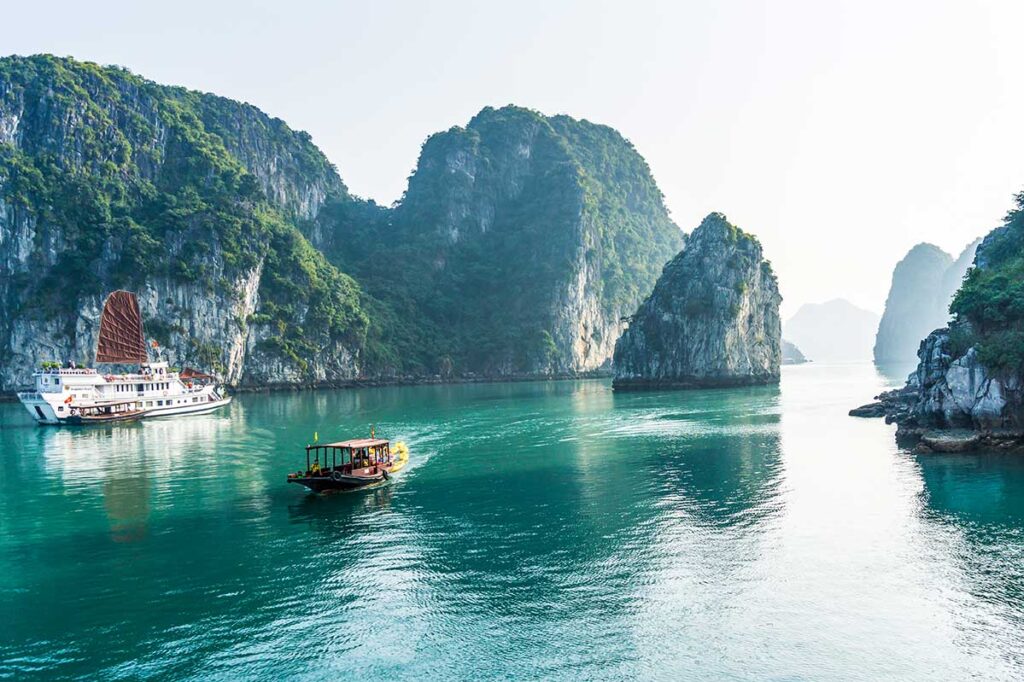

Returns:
849,402,886,418
896,426,1024,453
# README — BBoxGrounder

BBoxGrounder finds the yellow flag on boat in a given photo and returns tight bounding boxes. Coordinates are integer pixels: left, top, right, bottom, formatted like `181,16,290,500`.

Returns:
313,431,319,443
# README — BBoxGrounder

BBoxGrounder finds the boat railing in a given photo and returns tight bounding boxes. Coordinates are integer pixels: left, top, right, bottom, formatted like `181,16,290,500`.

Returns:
37,368,98,376
105,373,208,386
109,373,176,382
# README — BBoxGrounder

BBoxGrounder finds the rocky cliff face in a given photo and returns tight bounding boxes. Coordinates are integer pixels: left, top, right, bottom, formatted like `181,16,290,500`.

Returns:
0,55,368,391
612,213,781,390
320,105,684,377
191,94,350,223
899,327,1019,429
873,240,979,365
853,324,1024,445
1,58,685,391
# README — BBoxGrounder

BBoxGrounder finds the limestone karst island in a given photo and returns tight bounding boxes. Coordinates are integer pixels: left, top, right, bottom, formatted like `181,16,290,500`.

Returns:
4,3,1024,680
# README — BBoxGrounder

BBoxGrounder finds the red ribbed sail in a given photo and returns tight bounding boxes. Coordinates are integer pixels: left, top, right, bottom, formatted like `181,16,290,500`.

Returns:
95,291,148,364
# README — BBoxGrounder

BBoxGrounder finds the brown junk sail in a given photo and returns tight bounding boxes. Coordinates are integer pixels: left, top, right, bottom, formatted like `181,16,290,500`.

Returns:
95,290,149,364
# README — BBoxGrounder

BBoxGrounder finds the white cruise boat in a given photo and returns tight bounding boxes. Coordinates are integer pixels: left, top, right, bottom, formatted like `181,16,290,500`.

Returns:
17,290,231,425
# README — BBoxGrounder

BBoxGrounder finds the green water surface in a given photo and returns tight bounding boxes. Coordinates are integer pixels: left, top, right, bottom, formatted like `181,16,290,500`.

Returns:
2,364,1023,680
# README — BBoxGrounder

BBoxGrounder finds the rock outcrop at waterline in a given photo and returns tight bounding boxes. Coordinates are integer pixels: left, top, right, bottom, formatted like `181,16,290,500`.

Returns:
612,213,781,390
854,327,1023,429
851,193,1024,452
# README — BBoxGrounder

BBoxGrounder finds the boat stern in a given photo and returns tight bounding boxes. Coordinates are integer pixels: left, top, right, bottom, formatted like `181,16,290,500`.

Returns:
17,392,61,425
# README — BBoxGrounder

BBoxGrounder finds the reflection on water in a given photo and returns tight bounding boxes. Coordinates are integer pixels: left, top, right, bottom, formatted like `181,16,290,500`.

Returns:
1,367,1024,680
915,452,1024,671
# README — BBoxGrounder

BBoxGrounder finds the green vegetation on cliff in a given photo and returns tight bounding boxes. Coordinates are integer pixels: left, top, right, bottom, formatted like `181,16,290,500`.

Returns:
950,192,1024,373
1,57,683,386
318,105,682,376
0,55,368,377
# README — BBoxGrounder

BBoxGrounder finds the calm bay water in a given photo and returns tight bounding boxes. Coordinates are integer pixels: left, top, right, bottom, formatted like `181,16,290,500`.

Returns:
2,364,1024,680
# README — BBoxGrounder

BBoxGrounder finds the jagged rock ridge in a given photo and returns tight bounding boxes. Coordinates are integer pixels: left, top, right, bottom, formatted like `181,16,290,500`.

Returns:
612,213,781,390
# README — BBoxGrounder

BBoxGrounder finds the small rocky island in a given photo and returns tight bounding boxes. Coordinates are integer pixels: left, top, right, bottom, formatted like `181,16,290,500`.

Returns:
782,339,809,364
612,213,782,390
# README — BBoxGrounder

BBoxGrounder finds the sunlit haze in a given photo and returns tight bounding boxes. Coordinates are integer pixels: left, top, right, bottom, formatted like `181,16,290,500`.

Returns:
5,0,1024,317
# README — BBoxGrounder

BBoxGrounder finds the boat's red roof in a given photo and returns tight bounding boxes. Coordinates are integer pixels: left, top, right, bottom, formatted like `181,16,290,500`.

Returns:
318,438,389,448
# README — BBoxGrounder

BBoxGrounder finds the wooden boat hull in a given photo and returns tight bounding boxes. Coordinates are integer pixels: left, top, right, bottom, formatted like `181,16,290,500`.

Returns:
63,410,148,425
288,471,388,493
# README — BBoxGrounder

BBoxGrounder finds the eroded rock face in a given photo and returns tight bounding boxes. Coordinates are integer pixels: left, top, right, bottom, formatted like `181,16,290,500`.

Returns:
904,328,1019,429
852,200,1023,447
0,55,364,391
0,60,687,390
855,326,1023,442
612,213,781,390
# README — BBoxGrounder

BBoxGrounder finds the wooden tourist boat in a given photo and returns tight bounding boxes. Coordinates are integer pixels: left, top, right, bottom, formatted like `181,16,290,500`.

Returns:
64,400,149,424
288,437,409,493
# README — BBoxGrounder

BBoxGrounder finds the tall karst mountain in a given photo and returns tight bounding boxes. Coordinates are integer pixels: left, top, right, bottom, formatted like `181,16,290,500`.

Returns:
0,55,370,390
0,56,683,390
873,239,980,365
314,105,684,377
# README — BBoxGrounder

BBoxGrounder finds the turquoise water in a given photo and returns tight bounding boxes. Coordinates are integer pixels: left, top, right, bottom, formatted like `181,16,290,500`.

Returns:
2,364,1024,680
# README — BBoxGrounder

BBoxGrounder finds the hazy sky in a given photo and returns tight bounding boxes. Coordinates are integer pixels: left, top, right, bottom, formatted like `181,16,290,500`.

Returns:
4,0,1024,318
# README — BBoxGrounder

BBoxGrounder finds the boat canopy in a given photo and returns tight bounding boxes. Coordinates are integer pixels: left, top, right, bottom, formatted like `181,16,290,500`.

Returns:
318,438,390,449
